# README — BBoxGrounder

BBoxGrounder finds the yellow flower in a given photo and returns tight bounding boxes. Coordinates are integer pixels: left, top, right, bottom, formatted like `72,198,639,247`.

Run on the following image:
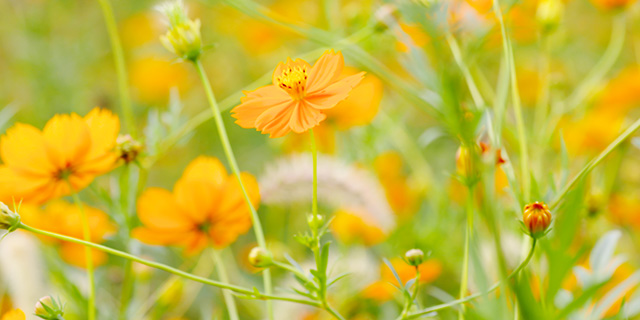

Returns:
120,13,163,49
130,56,190,104
1,309,25,320
330,209,386,246
594,66,640,115
324,67,383,130
133,156,260,254
363,258,442,302
608,194,640,229
20,201,115,268
560,109,624,156
523,201,552,237
0,108,120,204
374,152,420,219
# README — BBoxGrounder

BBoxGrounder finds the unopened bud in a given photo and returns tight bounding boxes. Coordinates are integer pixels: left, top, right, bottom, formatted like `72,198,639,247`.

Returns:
405,249,424,267
0,202,20,232
157,0,202,61
523,201,552,237
34,296,64,319
248,247,273,268
537,0,563,33
116,134,143,164
307,214,325,231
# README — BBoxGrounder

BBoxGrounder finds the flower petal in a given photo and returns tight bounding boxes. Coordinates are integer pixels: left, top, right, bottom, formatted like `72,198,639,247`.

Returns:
305,72,366,110
232,85,291,128
77,108,120,174
288,101,327,133
137,188,193,230
133,227,195,246
215,172,260,216
173,179,218,224
60,243,108,268
0,123,56,175
179,156,227,188
255,100,297,138
0,166,52,203
42,113,91,169
305,51,345,94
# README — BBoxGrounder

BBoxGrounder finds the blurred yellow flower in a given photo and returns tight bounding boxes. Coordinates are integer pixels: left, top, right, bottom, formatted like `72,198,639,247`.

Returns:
363,258,442,302
560,109,624,155
232,51,365,138
120,13,162,49
282,122,336,154
608,194,640,229
0,309,24,320
395,23,430,53
374,152,420,219
133,156,260,254
594,66,640,115
20,201,115,268
130,56,190,104
0,108,120,204
325,67,383,130
330,209,386,246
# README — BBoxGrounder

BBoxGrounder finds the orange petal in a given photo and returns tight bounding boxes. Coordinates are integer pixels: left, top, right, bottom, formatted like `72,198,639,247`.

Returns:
209,215,251,248
216,172,260,215
232,85,291,128
78,108,120,174
306,51,344,94
173,180,218,224
137,188,193,230
1,309,26,320
60,243,108,268
305,72,366,110
42,113,91,169
0,166,52,203
179,156,227,188
182,232,209,255
133,227,195,245
255,100,297,138
288,101,327,133
0,123,56,175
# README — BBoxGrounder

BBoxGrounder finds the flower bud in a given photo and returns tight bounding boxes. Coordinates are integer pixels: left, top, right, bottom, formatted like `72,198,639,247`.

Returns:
523,201,552,237
537,0,563,33
248,247,273,268
34,296,64,319
116,134,143,164
456,145,477,180
157,0,202,61
307,213,325,231
0,202,20,232
405,249,424,267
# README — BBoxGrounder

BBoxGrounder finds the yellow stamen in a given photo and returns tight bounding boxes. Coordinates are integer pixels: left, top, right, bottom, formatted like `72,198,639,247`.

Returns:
276,65,308,99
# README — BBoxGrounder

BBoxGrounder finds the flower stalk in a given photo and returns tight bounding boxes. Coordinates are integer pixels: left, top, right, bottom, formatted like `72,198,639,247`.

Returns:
68,189,96,320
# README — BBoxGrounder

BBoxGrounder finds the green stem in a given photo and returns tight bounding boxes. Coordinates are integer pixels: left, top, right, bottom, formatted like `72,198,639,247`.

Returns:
18,223,321,308
493,0,530,201
458,186,474,320
212,250,239,320
398,269,421,320
193,59,273,319
97,0,135,136
405,238,537,320
69,191,95,320
446,31,485,109
118,165,134,319
310,129,319,221
550,116,640,209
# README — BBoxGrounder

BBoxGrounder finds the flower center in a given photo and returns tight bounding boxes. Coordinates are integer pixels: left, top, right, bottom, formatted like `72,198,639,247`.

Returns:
56,167,73,181
276,65,308,99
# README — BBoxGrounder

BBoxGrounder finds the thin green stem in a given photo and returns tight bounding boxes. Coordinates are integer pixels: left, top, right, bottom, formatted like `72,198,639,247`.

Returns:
193,59,273,319
97,0,135,136
398,269,421,320
118,165,134,319
212,250,239,320
446,31,485,109
405,238,537,320
493,0,530,201
69,190,95,320
18,223,321,308
310,129,319,220
458,186,474,320
550,116,640,209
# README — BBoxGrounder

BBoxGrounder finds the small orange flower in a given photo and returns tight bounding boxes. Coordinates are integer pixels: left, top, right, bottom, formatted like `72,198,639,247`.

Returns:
363,258,442,302
591,0,637,10
232,50,365,138
1,309,25,320
330,209,386,246
133,156,260,254
523,201,552,236
0,108,120,204
20,201,115,268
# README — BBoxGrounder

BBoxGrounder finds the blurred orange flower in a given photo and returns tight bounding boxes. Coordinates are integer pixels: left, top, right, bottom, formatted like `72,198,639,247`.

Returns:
591,0,637,10
133,156,260,254
130,56,190,104
608,194,640,229
20,201,115,268
374,152,420,219
363,258,442,302
0,108,120,204
232,50,365,138
1,309,24,320
560,109,623,155
330,209,386,246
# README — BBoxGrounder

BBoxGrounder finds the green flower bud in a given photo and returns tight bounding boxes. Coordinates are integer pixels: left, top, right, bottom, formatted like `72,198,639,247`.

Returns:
157,0,202,61
0,202,20,232
248,247,273,268
405,249,425,267
34,296,65,320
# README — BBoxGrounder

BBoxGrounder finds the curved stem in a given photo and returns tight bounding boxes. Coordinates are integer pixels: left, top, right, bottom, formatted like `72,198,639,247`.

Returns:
446,31,485,109
97,0,135,136
405,238,537,320
68,191,95,320
18,223,321,308
193,59,274,319
550,115,640,209
212,250,239,320
492,0,530,201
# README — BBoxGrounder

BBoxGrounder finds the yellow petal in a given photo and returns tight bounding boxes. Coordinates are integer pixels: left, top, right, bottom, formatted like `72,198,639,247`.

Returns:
0,123,56,175
137,188,193,230
42,113,91,169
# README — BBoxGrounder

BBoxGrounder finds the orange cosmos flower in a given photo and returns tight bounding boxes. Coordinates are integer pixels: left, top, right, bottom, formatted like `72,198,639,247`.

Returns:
1,309,25,320
363,258,442,302
0,108,120,204
232,50,365,138
330,208,386,246
20,201,115,268
133,156,260,254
